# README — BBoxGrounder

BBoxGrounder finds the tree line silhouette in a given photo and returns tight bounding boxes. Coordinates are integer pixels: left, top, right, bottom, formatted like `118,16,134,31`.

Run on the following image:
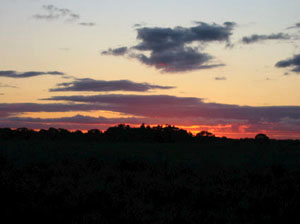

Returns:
0,124,279,143
0,124,219,142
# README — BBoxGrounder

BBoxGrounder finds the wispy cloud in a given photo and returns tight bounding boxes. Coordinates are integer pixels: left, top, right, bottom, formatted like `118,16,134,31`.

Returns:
102,47,128,56
0,103,109,118
50,78,175,92
0,83,17,88
287,23,300,30
242,33,291,44
33,5,80,22
78,22,96,27
0,70,65,78
3,115,142,125
215,77,227,81
33,5,96,26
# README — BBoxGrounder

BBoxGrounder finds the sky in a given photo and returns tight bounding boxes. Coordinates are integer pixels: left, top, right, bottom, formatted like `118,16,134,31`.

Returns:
0,0,300,139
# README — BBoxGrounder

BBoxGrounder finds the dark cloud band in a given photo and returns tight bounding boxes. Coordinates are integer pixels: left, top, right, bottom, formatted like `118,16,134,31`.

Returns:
0,71,64,78
49,79,175,92
42,94,300,123
242,33,291,44
0,103,107,118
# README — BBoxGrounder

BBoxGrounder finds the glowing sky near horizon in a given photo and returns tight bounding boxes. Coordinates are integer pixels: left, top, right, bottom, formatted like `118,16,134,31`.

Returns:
0,0,300,139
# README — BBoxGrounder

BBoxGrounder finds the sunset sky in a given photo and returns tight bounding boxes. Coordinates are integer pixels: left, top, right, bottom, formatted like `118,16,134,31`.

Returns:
1,0,300,139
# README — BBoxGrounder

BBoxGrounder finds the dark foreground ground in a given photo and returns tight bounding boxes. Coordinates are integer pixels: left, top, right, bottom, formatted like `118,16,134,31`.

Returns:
1,139,300,223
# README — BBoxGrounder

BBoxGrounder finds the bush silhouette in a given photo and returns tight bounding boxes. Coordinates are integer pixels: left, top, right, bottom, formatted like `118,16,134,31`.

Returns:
255,133,270,141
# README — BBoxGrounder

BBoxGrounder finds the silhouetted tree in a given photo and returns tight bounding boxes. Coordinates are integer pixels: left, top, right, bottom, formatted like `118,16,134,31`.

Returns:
196,131,215,138
16,127,34,140
195,131,216,143
255,133,270,142
86,129,103,141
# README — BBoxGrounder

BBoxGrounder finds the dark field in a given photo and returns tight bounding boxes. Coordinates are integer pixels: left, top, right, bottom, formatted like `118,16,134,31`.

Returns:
1,139,300,223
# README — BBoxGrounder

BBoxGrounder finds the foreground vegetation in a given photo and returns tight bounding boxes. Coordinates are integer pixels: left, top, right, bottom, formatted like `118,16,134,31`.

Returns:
1,125,300,223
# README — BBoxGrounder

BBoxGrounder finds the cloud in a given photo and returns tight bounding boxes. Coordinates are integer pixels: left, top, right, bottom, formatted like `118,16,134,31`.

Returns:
133,23,147,28
102,22,235,72
3,115,142,125
42,94,300,123
49,78,175,92
34,5,80,22
78,22,96,27
287,23,300,30
102,47,128,56
215,77,227,81
0,83,17,88
131,47,224,72
242,33,291,44
0,70,64,78
0,103,108,118
275,54,300,73
134,22,235,51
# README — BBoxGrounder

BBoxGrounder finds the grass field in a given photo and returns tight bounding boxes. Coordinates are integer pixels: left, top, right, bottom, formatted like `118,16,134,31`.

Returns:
1,140,300,223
